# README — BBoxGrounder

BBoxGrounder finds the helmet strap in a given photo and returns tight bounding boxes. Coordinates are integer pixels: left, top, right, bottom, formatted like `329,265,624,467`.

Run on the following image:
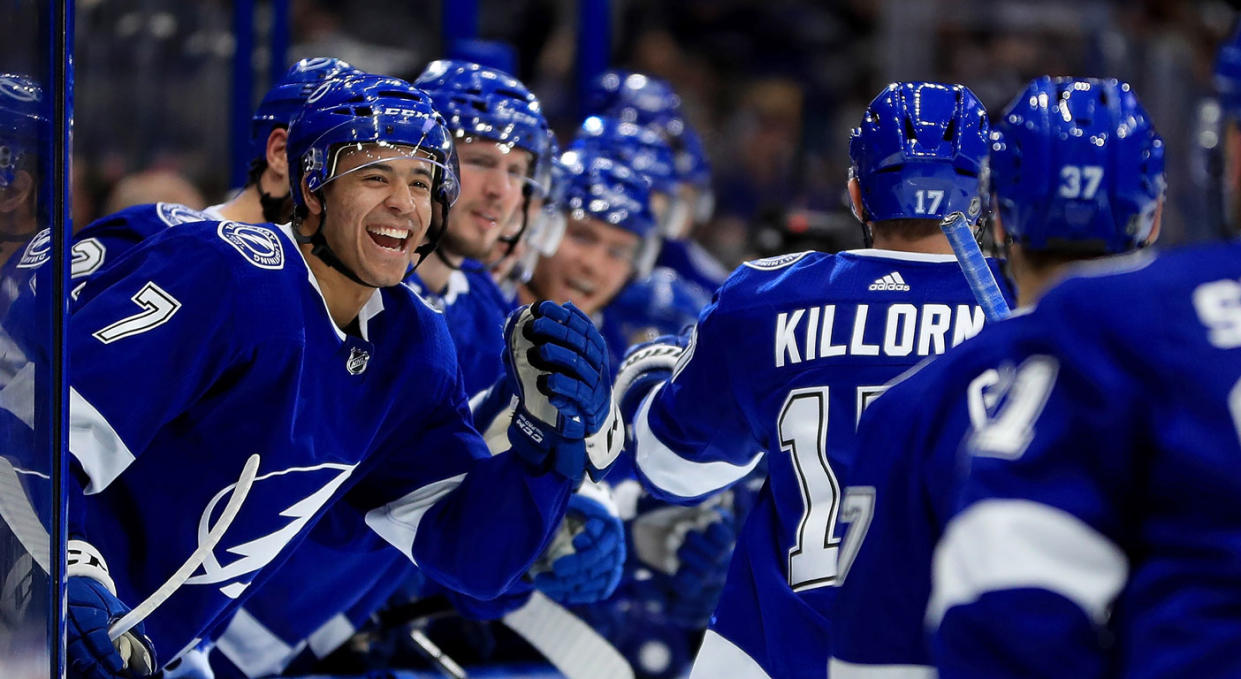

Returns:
293,199,376,288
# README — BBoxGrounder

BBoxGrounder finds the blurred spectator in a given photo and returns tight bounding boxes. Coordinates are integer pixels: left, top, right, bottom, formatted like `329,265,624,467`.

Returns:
102,168,206,215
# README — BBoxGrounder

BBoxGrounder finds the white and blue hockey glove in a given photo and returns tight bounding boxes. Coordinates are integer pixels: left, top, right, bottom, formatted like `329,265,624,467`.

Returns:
503,301,622,484
612,333,690,426
531,485,626,605
67,541,156,679
631,502,737,629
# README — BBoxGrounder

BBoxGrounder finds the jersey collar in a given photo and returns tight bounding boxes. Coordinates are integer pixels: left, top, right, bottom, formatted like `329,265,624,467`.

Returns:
843,248,962,263
278,223,385,343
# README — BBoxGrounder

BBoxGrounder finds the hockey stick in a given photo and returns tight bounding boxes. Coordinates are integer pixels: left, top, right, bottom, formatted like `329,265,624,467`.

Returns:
408,627,468,679
940,211,1011,322
502,590,635,679
108,453,261,641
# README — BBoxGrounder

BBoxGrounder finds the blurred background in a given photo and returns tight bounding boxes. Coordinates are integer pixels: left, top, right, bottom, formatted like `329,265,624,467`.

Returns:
66,0,1241,267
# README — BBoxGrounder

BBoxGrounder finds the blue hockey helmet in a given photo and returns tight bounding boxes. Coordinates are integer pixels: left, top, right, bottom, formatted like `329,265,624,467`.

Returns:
558,146,659,277
584,70,682,130
850,82,990,224
1216,24,1241,121
0,74,46,189
990,77,1165,254
571,116,679,196
287,74,461,275
414,59,551,189
249,57,361,164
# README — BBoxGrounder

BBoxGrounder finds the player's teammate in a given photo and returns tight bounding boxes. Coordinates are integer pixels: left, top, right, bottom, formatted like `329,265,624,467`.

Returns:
830,76,1165,678
619,82,1009,679
927,36,1241,679
61,74,617,679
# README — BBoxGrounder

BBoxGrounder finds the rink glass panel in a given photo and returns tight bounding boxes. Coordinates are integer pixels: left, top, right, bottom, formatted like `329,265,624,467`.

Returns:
0,1,70,678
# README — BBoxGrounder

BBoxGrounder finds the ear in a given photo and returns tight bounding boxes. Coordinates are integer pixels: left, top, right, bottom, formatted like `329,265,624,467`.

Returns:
265,128,289,178
0,170,34,213
847,176,867,224
1144,196,1164,247
302,176,322,216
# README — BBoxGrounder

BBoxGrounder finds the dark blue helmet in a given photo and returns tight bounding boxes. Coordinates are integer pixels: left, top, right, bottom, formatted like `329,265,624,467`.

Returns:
1216,24,1241,121
0,74,46,189
249,57,361,164
570,116,679,196
414,59,551,185
558,146,658,276
850,82,990,224
584,70,682,130
287,74,461,270
991,77,1164,255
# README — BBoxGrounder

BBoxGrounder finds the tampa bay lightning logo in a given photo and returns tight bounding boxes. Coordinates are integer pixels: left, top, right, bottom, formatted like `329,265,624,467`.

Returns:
743,250,811,272
217,222,284,270
156,202,210,228
16,228,50,269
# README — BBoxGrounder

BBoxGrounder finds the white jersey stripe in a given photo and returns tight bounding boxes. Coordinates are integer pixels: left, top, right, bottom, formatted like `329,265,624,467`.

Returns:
633,384,763,499
216,607,305,678
69,386,136,494
927,498,1127,628
364,474,466,562
689,629,773,679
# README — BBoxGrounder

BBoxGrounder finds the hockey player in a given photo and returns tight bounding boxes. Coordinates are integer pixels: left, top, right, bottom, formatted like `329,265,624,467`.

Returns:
830,77,1165,678
616,82,1009,679
63,74,617,679
407,59,548,396
927,39,1241,679
584,69,729,296
0,74,45,272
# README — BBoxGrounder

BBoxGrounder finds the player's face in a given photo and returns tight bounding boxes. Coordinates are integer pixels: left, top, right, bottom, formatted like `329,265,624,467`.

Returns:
443,139,532,260
528,214,639,314
319,145,436,287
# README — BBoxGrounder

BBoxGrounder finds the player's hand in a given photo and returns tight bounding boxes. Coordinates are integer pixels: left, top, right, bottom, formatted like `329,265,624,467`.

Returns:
664,506,736,628
68,577,156,679
531,488,626,605
613,333,689,425
504,301,621,484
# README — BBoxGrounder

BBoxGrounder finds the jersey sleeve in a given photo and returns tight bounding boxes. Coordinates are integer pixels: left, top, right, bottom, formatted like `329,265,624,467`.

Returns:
927,302,1141,679
66,230,277,497
631,285,765,503
831,368,942,677
352,362,572,601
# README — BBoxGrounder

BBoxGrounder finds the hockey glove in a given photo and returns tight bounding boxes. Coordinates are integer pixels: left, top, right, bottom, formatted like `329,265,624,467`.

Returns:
504,301,622,484
67,541,155,679
531,486,626,605
665,506,736,628
612,333,689,426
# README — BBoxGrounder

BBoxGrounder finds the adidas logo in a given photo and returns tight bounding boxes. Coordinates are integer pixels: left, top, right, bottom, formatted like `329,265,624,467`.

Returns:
868,271,910,292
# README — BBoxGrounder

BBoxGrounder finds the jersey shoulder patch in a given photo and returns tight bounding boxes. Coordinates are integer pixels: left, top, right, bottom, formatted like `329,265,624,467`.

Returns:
217,221,284,270
16,228,51,269
742,250,812,271
156,202,212,227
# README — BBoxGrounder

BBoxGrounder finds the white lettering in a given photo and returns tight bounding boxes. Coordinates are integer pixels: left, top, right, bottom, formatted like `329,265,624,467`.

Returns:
776,310,805,367
883,304,917,357
819,305,847,358
804,306,820,361
952,304,987,346
918,304,952,355
1194,279,1241,349
850,305,880,356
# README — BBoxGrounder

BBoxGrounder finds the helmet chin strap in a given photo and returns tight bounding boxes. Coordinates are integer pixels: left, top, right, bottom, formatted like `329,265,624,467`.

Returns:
292,210,378,288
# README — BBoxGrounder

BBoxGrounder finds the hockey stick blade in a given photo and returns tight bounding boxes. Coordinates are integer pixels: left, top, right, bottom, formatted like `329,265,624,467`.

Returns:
108,453,261,641
502,590,634,679
940,211,1011,322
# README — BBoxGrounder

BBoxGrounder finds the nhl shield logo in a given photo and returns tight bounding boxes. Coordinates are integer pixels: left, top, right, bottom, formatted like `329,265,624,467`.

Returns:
346,347,370,375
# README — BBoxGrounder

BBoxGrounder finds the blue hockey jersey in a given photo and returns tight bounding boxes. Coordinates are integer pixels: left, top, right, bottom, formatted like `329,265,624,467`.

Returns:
829,306,1041,678
930,242,1241,679
406,259,516,397
655,238,728,300
63,221,571,664
632,248,1011,679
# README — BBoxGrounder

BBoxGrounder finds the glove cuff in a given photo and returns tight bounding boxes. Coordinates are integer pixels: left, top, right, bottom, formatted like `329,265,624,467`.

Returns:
68,539,117,595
